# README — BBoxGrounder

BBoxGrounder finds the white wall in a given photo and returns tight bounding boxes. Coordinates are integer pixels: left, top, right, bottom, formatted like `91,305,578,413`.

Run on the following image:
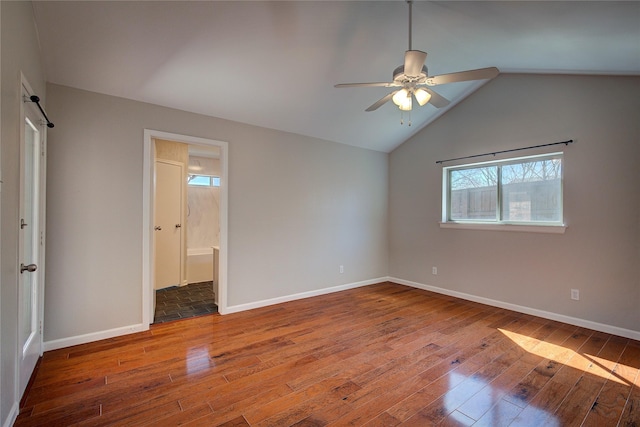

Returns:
1,2,47,425
389,74,640,336
44,84,388,343
187,156,220,250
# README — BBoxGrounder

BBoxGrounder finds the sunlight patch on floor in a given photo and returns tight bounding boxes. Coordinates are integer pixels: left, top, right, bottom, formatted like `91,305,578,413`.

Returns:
498,329,631,385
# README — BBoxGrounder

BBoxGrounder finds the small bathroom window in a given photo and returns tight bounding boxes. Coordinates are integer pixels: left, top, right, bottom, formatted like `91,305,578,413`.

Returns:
188,175,220,187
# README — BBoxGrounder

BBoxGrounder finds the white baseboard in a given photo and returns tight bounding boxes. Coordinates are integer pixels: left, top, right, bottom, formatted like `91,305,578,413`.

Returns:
390,277,640,341
43,323,148,352
2,402,18,427
41,278,388,350
224,277,388,314
40,277,638,353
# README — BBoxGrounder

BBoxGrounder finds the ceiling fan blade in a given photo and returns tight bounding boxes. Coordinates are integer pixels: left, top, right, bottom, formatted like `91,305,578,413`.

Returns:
334,82,399,88
426,67,499,86
404,50,427,77
365,91,396,112
423,88,450,108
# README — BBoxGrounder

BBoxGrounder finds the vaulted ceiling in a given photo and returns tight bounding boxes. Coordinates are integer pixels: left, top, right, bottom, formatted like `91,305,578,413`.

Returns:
32,1,640,152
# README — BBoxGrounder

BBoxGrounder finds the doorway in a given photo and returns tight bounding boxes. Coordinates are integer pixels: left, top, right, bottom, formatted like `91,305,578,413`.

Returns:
142,130,228,327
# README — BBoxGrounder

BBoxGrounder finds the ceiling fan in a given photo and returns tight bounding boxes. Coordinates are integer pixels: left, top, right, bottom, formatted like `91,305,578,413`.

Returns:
335,0,499,114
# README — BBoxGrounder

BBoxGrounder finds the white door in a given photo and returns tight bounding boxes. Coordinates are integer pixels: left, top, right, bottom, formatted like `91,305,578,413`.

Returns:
154,160,184,290
19,89,45,396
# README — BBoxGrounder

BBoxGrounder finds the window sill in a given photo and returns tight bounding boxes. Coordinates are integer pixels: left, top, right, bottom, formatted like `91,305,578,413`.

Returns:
439,222,567,234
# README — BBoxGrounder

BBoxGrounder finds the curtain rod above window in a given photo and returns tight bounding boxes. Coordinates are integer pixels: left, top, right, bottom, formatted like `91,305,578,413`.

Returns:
435,139,573,165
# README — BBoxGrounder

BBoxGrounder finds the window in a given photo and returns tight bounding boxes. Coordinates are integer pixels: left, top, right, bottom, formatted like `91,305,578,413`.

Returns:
188,175,220,187
443,153,563,227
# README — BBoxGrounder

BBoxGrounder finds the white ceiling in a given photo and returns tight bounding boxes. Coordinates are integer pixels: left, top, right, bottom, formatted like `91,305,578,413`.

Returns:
32,1,640,153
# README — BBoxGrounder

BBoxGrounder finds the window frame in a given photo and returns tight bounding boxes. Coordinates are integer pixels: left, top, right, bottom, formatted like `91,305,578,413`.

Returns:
441,152,566,232
188,174,220,187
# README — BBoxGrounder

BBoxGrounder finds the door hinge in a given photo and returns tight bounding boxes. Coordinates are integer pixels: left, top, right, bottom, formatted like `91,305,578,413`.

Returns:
39,321,43,335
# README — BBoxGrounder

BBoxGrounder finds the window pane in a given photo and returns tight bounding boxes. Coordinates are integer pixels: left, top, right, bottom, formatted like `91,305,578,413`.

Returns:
501,158,562,222
449,166,498,220
212,177,221,187
189,175,211,186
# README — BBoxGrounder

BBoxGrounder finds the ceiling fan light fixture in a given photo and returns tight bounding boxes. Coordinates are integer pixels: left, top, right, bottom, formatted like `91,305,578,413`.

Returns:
392,88,410,107
399,95,412,111
414,88,431,106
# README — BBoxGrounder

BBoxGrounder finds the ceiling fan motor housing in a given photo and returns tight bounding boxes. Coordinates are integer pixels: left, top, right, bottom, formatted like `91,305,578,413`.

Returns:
393,64,428,84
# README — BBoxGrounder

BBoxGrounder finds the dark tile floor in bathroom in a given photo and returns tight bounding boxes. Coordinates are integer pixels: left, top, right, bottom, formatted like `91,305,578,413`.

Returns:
153,281,218,324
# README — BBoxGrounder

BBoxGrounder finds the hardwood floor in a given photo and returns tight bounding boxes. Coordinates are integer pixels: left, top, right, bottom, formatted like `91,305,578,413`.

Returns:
16,282,640,426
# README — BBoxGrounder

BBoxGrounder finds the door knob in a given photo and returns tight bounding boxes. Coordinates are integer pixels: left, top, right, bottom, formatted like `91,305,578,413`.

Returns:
154,226,162,231
175,224,181,228
20,263,37,274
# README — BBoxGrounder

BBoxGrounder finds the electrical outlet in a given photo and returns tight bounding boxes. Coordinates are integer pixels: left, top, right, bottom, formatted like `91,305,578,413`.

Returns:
432,267,438,275
571,289,579,300
339,265,344,274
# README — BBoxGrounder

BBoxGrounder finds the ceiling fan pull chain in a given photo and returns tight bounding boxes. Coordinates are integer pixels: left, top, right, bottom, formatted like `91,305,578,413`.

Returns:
399,110,412,126
400,110,411,126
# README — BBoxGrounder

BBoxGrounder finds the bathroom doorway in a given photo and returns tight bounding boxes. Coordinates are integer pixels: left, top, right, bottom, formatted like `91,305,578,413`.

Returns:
154,144,221,323
142,130,228,327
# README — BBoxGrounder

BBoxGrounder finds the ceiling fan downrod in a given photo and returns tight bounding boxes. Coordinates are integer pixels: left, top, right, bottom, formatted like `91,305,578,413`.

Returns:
407,0,413,51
